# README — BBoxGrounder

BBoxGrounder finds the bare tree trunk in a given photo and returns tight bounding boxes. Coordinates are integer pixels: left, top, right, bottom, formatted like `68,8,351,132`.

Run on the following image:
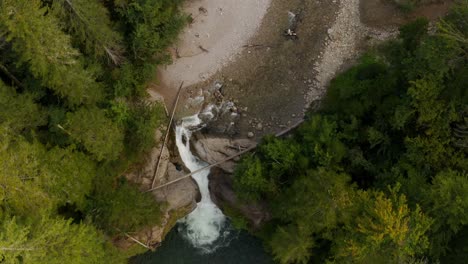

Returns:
150,82,184,189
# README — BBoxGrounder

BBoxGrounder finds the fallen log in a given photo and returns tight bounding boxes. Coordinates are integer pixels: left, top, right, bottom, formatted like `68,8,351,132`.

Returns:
150,82,184,190
146,119,304,192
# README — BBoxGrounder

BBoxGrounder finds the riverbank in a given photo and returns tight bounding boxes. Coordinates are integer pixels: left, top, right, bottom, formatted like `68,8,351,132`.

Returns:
151,0,271,107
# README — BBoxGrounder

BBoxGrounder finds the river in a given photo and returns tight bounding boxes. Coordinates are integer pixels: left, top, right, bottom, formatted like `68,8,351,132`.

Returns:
131,111,273,263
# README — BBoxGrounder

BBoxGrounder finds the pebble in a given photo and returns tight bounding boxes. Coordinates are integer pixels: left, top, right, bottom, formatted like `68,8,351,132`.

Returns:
256,123,263,131
247,132,254,138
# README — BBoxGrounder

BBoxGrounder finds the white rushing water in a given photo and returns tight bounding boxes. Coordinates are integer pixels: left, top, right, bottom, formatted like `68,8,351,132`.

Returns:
175,112,227,252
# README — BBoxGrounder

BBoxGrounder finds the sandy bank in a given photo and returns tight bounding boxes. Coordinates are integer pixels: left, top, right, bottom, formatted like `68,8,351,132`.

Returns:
153,0,271,105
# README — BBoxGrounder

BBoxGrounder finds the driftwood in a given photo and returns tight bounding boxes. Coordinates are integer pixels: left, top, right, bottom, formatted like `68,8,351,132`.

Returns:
174,47,205,58
146,119,305,192
115,228,150,250
122,233,150,249
242,44,276,49
150,82,184,190
198,45,209,53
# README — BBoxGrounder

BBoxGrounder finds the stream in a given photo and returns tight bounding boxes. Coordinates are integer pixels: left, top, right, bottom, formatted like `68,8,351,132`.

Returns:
131,109,273,263
174,113,228,252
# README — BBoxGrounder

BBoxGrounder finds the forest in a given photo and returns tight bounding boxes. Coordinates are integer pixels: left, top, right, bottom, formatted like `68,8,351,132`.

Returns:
0,0,185,262
232,2,467,263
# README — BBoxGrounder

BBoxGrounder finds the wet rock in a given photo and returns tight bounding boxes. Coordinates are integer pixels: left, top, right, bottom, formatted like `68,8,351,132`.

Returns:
256,123,263,131
192,133,255,173
153,163,200,210
209,80,224,93
186,95,205,109
208,167,270,229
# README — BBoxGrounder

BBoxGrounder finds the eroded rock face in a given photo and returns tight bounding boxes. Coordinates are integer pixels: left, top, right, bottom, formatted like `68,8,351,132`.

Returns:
192,133,255,173
208,167,270,229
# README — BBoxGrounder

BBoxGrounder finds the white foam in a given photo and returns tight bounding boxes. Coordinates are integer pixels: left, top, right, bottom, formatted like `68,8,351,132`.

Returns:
175,113,227,252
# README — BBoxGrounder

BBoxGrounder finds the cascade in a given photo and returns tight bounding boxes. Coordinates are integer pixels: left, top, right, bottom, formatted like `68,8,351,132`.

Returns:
174,111,227,252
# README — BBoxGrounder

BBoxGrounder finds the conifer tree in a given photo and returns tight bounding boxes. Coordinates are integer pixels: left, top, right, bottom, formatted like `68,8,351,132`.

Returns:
0,81,46,133
50,0,123,64
0,0,103,105
65,107,124,161
0,131,54,217
269,224,314,264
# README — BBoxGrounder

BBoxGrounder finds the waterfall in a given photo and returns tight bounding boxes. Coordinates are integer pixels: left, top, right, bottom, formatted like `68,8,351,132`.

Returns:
174,112,227,252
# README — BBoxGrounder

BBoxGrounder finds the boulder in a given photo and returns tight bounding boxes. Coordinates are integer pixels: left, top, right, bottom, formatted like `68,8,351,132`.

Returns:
192,133,255,173
152,162,200,211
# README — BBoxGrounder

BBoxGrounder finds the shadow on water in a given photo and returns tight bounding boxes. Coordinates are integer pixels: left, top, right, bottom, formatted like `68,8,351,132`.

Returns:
130,223,273,264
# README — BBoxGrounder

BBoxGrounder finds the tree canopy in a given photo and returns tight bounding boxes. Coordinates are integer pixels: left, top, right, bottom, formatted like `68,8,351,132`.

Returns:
0,0,185,261
232,2,468,263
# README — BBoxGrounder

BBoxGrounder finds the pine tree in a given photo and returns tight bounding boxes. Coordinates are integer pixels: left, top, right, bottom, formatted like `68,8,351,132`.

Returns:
50,0,124,64
65,107,124,161
0,130,54,217
269,224,314,264
0,80,46,133
42,147,97,210
0,0,103,105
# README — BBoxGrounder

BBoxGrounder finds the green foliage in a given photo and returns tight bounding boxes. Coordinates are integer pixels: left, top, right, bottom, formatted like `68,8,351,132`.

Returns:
399,18,429,51
0,81,46,133
275,169,354,233
233,3,468,262
51,0,123,62
0,216,125,264
297,115,347,167
113,0,185,63
269,224,314,264
90,176,163,234
0,0,104,106
222,204,249,231
234,155,271,201
0,131,55,217
124,102,166,158
65,107,124,161
426,170,468,257
334,186,432,263
0,0,184,260
42,147,97,210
